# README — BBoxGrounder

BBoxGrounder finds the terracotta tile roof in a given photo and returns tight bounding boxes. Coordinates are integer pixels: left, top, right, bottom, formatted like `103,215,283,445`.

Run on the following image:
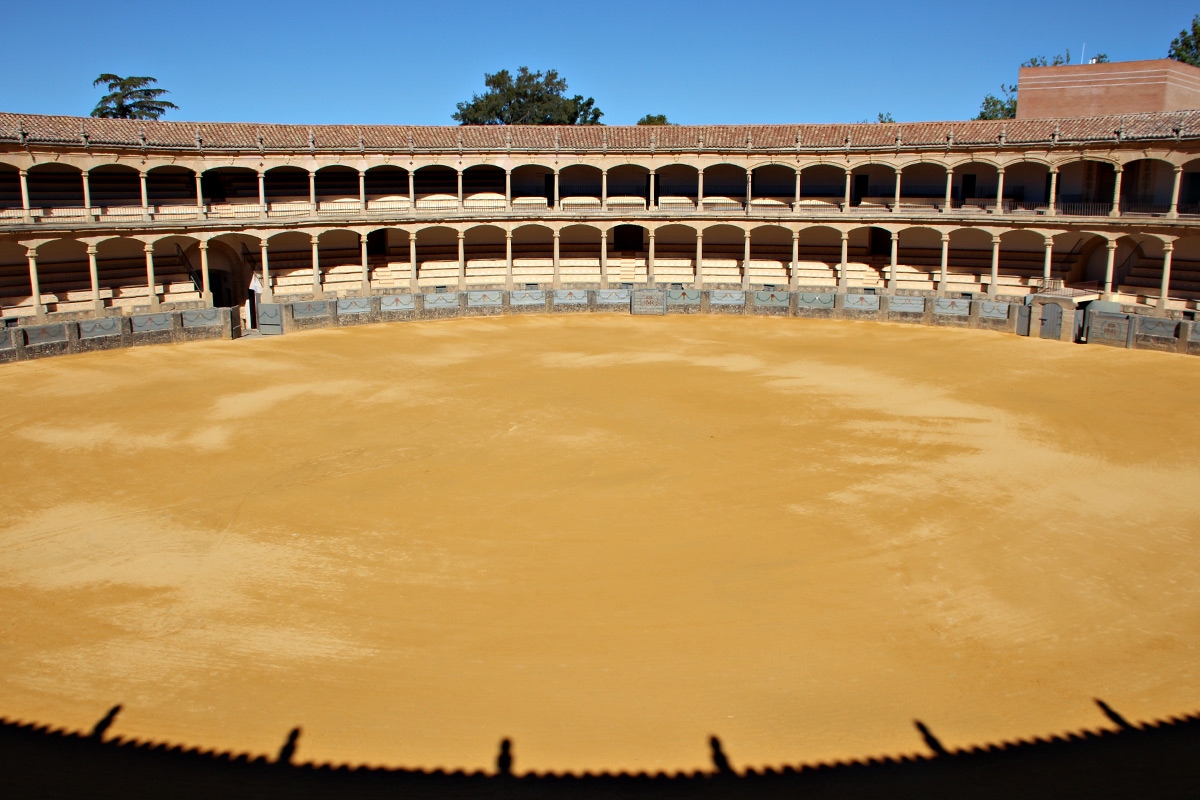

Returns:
1,110,1197,153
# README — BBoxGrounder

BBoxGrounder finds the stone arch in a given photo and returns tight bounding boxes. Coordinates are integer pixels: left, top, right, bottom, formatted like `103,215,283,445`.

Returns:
89,164,142,209
1116,157,1177,214
365,165,410,210
26,163,85,209
200,166,259,208
702,164,748,207
146,165,198,208
698,223,745,288
264,165,310,206
462,165,505,206
657,164,699,207
1055,158,1119,214
798,164,847,210
413,165,458,210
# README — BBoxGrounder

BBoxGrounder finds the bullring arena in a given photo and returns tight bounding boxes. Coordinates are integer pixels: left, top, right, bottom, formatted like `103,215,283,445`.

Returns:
2,111,1200,783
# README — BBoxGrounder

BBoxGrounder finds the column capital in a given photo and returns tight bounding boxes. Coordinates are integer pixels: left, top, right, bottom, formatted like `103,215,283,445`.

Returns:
18,168,27,177
648,231,655,239
991,234,1002,245
792,230,799,240
308,170,317,177
1113,164,1123,174
505,232,513,239
840,231,850,240
310,234,320,244
358,169,366,176
890,231,899,241
996,166,1005,175
144,242,155,253
1163,240,1175,252
1049,166,1059,174
260,237,270,248
25,246,37,258
1175,164,1186,174
361,233,370,243
940,233,951,243
456,231,465,240
257,170,265,178
552,230,560,239
1043,236,1054,247
197,240,208,250
1106,239,1119,250
86,244,98,255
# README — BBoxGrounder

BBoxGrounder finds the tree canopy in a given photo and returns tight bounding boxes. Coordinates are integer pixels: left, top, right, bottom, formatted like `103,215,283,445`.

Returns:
452,67,603,125
1169,14,1200,66
91,74,178,120
637,114,672,125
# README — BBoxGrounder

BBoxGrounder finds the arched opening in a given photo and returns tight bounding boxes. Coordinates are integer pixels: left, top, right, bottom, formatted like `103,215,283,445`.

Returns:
657,165,699,210
997,229,1050,294
463,166,505,210
150,235,204,306
848,164,896,210
314,166,360,210
200,167,260,216
1132,234,1200,308
365,228,412,289
700,224,745,287
510,164,552,211
945,227,996,292
749,165,796,212
316,229,365,295
895,226,944,290
0,164,20,212
365,166,411,211
90,165,142,211
845,225,893,286
146,166,196,210
25,238,89,313
653,224,696,286
701,164,747,211
1002,161,1052,213
559,165,602,210
1056,159,1118,215
949,162,1000,212
27,164,84,211
898,163,947,211
197,237,247,310
795,225,843,286
264,166,310,214
464,225,506,287
748,225,792,286
511,225,554,287
797,165,846,211
94,236,156,310
1179,157,1200,216
261,230,318,298
414,166,459,210
0,239,33,319
1118,158,1177,215
606,164,649,211
414,226,459,289
560,224,603,286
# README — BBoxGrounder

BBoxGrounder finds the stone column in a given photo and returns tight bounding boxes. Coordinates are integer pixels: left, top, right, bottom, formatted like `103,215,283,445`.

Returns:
1047,169,1059,216
648,169,656,210
308,171,317,208
145,242,161,310
194,172,204,213
553,169,560,210
790,230,800,289
408,234,418,293
505,169,512,211
552,230,561,289
457,170,464,210
601,170,608,208
198,241,212,306
601,229,610,288
994,168,1005,214
18,169,31,220
793,169,802,212
82,171,93,219
1042,236,1054,283
892,169,902,212
256,171,265,209
696,169,704,209
988,235,1000,297
1109,166,1123,217
1158,242,1174,310
457,230,465,291
1103,240,1118,297
745,170,753,214
839,231,849,287
943,169,953,212
310,235,321,294
358,170,367,210
259,238,272,302
505,232,514,290
361,233,371,291
647,231,656,286
889,232,899,291
842,170,852,211
87,244,102,312
1168,166,1183,219
742,230,751,290
26,248,44,319
408,170,416,209
140,170,150,210
939,233,950,291
695,232,704,289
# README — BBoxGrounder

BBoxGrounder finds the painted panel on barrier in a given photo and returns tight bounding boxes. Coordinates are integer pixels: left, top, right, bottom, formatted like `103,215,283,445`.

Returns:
24,323,67,344
257,304,283,335
337,298,371,315
667,289,701,304
844,294,880,311
553,289,588,305
423,293,460,309
596,289,630,304
182,309,222,328
380,294,415,311
710,290,746,306
1138,317,1178,339
510,290,546,306
132,313,172,332
933,298,970,316
889,296,925,314
1089,312,1130,344
80,318,122,339
631,289,666,315
754,290,790,307
795,292,835,309
292,301,331,318
979,301,1010,320
468,291,503,307
0,329,14,349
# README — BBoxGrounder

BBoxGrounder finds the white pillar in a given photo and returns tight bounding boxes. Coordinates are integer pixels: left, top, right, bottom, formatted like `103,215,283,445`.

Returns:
648,231,656,285
745,170,753,214
648,169,656,210
457,170,464,210
505,232,513,290
457,230,465,290
552,230,561,289
194,172,204,210
601,169,608,208
259,238,272,302
695,232,704,289
889,232,899,290
1109,166,1123,217
145,242,160,310
793,170,802,212
408,170,415,209
1103,240,1118,297
198,241,212,306
839,231,849,286
1047,169,1058,216
842,170,852,211
305,235,318,294
309,171,317,207
553,170,560,210
505,169,512,211
409,234,418,292
256,171,266,218
359,170,367,210
790,230,800,288
1042,236,1054,283
1159,242,1175,310
140,170,150,209
26,248,43,318
1168,166,1183,219
939,233,949,291
600,230,610,288
893,169,902,212
82,171,93,214
361,233,370,291
87,244,101,310
994,168,1005,214
989,235,1000,297
943,169,953,212
742,230,751,289
18,169,31,219
696,169,704,209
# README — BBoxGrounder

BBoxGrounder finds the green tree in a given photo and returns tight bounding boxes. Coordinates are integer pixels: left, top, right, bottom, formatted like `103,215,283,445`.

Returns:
876,112,895,123
453,67,603,125
637,114,671,125
91,74,178,120
1169,14,1200,66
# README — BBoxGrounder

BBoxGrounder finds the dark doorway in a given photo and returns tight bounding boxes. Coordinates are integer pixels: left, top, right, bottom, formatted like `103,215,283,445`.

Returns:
1039,302,1062,339
544,174,555,206
868,228,890,257
614,224,644,252
852,174,869,206
210,270,234,308
961,173,977,200
367,230,387,256
247,289,258,330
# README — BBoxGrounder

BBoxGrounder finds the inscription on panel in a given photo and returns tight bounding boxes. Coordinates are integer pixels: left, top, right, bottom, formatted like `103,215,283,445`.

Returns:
631,289,666,315
1089,312,1130,344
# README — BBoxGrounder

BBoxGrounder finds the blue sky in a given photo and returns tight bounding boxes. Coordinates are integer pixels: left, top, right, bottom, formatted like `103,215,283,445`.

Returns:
1,0,1196,125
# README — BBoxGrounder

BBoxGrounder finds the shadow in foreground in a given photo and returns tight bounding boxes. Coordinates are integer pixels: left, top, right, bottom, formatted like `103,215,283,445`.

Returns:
2,702,1198,799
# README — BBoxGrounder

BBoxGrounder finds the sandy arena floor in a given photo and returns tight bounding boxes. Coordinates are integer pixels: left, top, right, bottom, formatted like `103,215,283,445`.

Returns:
1,314,1198,773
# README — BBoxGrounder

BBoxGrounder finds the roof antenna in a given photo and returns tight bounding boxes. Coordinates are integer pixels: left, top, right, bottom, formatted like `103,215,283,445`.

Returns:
1081,43,1086,64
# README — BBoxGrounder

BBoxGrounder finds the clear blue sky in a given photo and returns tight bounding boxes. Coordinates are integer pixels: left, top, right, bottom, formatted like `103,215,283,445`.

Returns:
1,0,1196,126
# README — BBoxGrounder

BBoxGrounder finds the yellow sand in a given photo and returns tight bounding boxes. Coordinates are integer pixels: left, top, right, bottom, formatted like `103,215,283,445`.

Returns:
1,315,1199,773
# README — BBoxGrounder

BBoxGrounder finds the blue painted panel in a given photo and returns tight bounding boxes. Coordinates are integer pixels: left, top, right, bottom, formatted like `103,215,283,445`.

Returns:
510,290,547,306
257,304,283,335
23,323,67,344
380,294,415,311
292,301,331,318
182,309,222,328
795,292,835,309
80,318,122,339
0,329,14,349
596,289,630,304
843,294,880,311
631,289,666,315
666,289,701,304
979,301,1010,320
709,290,746,306
468,291,503,307
423,293,460,309
889,297,925,313
754,290,790,307
553,289,588,305
933,298,970,316
1137,317,1178,338
337,298,371,315
132,313,173,332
